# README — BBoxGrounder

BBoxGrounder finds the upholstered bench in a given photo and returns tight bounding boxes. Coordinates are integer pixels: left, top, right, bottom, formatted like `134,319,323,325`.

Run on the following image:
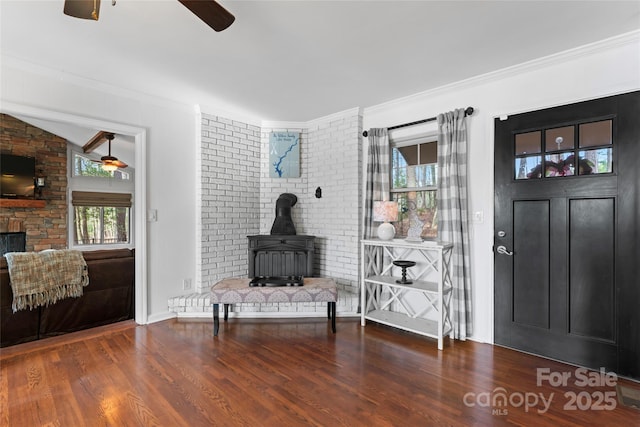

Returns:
210,277,338,336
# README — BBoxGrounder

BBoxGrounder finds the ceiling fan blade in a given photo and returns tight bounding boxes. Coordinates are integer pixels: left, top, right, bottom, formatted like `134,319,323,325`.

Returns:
177,0,235,32
63,0,101,21
83,130,109,153
113,160,128,169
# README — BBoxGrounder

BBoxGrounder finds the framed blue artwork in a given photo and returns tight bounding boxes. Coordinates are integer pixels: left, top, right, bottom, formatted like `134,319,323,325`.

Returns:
269,132,300,178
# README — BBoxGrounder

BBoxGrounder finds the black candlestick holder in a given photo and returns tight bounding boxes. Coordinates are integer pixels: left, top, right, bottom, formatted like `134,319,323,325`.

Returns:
393,260,416,284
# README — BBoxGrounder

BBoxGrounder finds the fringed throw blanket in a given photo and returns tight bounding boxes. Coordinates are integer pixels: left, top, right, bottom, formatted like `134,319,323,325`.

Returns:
4,250,89,312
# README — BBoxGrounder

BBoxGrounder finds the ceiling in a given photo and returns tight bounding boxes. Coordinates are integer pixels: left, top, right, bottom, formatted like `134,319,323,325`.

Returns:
1,0,639,156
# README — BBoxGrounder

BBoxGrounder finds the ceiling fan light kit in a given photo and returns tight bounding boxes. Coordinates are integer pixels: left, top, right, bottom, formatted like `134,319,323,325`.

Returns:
63,0,101,21
84,132,128,171
63,0,235,32
101,162,118,172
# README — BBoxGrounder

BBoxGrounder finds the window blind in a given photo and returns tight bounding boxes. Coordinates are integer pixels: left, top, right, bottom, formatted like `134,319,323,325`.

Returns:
71,191,132,208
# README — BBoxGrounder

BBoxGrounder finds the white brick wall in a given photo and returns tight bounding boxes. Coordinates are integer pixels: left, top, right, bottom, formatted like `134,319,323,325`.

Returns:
197,114,261,292
261,111,363,291
197,109,363,295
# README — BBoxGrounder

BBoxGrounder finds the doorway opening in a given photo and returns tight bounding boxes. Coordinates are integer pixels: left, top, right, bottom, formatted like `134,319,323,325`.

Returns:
1,101,148,325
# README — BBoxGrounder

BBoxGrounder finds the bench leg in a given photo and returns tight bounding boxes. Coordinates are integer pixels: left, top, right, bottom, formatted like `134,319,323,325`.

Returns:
213,304,219,336
329,301,336,333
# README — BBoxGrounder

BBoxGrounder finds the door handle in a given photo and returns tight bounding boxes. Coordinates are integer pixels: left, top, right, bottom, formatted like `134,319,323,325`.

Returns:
496,245,514,256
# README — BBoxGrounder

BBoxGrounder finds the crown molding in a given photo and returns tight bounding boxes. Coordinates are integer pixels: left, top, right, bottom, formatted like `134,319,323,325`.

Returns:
1,54,197,113
197,103,263,128
306,106,362,130
262,106,362,131
260,120,308,131
364,30,640,117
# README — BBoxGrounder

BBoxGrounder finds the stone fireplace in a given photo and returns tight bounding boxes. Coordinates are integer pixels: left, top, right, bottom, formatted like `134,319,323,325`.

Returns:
0,114,68,252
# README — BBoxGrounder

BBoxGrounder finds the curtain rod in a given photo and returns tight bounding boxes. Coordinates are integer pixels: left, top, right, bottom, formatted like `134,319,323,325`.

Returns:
362,106,474,137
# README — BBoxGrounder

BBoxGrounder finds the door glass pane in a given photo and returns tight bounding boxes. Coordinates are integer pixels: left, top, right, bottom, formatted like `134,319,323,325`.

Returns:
545,126,575,152
545,152,575,177
515,156,542,180
579,120,612,148
515,131,541,155
578,148,613,175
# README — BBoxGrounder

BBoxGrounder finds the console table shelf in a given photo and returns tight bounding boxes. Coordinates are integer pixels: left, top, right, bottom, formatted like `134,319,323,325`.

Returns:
360,239,453,350
364,309,439,337
363,275,448,294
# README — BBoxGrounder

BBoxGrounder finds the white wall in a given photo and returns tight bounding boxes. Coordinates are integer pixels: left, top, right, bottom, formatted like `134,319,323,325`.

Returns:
363,31,640,343
198,114,261,292
0,60,199,322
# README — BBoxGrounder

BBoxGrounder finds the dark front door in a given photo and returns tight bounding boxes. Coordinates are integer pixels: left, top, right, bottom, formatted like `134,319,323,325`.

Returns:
494,91,639,379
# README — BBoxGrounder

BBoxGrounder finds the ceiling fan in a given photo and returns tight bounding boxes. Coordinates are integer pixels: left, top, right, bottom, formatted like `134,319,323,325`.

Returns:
63,0,235,32
83,131,128,171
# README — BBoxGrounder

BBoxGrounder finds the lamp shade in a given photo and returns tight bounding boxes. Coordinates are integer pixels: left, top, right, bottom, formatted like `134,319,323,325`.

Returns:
373,201,398,240
373,201,398,222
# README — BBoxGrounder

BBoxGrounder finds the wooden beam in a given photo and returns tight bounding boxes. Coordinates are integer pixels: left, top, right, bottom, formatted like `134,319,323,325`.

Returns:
82,131,109,153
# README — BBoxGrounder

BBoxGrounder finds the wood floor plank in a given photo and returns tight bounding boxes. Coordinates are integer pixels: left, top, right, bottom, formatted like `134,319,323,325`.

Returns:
1,317,639,426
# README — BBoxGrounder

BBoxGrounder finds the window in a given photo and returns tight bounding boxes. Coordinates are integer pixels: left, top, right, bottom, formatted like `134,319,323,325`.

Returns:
71,191,131,245
514,119,613,180
390,138,438,239
68,146,134,248
73,153,130,180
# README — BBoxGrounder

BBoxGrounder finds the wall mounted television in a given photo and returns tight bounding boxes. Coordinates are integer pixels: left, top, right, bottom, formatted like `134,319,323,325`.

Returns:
0,154,36,199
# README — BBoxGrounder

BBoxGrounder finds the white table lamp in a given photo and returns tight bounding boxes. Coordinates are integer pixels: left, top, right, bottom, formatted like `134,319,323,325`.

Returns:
373,201,398,240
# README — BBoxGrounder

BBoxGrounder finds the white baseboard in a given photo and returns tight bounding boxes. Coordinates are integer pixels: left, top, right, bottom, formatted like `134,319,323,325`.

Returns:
146,311,177,324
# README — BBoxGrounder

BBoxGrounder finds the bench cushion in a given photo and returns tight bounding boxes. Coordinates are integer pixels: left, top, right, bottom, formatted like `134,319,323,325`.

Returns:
211,277,337,304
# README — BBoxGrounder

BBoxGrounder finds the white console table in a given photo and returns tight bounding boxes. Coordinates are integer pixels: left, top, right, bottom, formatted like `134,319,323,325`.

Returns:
360,239,453,350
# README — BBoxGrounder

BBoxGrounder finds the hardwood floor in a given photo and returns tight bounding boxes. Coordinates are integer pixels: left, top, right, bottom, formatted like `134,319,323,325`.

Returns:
1,317,639,426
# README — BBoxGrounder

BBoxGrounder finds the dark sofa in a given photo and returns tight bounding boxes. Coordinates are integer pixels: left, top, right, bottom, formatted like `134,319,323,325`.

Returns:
0,248,135,347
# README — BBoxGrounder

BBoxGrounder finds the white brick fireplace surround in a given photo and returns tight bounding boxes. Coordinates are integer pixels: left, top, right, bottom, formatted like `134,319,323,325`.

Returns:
168,108,363,319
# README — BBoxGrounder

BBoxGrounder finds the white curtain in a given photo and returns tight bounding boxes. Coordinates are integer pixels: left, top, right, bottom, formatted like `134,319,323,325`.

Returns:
437,109,473,340
363,128,390,239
